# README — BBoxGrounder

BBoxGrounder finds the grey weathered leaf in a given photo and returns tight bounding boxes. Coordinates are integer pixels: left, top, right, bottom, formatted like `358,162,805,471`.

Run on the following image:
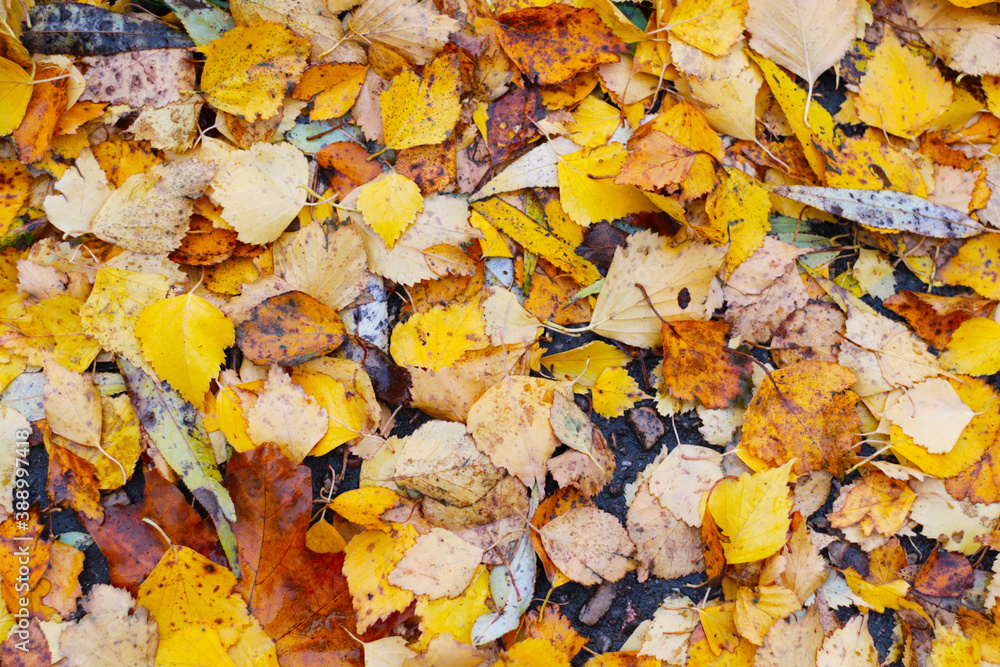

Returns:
23,3,192,56
163,0,235,46
770,185,988,239
118,357,240,576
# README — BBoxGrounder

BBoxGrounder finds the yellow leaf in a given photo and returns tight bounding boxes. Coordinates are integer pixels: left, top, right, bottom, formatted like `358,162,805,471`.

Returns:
707,460,793,564
541,341,632,389
844,568,925,616
273,222,368,312
329,486,402,530
305,520,347,554
356,173,424,249
390,300,489,372
135,293,236,409
155,625,236,667
137,546,251,648
940,317,1000,376
210,141,310,245
216,380,264,454
558,148,659,226
291,363,378,456
685,60,763,141
199,23,309,121
733,584,800,645
0,159,31,234
705,169,772,273
696,603,739,656
292,63,367,121
669,0,746,57
0,58,31,135
929,622,981,667
591,367,649,418
343,525,418,633
471,197,602,286
2,295,102,372
380,55,460,151
890,377,998,478
589,231,725,348
91,395,142,490
414,567,491,650
501,638,571,667
751,53,834,180
740,361,860,475
855,31,953,139
81,268,171,376
616,101,722,201
566,96,622,148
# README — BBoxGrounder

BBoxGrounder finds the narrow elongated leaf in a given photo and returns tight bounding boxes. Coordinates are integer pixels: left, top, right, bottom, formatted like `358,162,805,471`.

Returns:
118,357,239,576
23,3,192,55
770,185,987,239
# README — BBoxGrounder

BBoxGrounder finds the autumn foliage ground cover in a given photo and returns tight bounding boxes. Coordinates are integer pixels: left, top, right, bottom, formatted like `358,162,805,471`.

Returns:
4,0,1000,664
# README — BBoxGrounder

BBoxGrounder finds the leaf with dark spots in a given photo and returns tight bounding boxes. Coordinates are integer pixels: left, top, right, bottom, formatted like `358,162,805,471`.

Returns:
485,87,544,164
769,185,988,238
236,291,347,365
23,3,192,56
495,5,626,86
914,547,974,597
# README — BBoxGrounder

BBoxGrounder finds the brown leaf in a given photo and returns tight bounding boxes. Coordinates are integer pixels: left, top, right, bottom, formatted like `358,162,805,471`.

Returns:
226,444,358,649
884,290,994,349
1,618,50,666
82,469,223,594
236,290,346,365
914,547,974,598
770,302,846,368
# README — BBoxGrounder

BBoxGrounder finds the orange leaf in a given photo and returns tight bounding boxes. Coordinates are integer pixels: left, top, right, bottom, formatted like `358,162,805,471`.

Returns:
660,320,751,408
495,5,626,86
740,361,860,475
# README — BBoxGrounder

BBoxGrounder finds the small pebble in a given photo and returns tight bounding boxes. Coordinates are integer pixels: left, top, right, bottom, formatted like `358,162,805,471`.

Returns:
627,407,664,450
590,635,612,654
579,580,617,626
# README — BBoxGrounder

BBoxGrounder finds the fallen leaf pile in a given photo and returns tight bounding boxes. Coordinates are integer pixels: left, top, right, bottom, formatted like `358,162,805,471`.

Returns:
3,0,1000,664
